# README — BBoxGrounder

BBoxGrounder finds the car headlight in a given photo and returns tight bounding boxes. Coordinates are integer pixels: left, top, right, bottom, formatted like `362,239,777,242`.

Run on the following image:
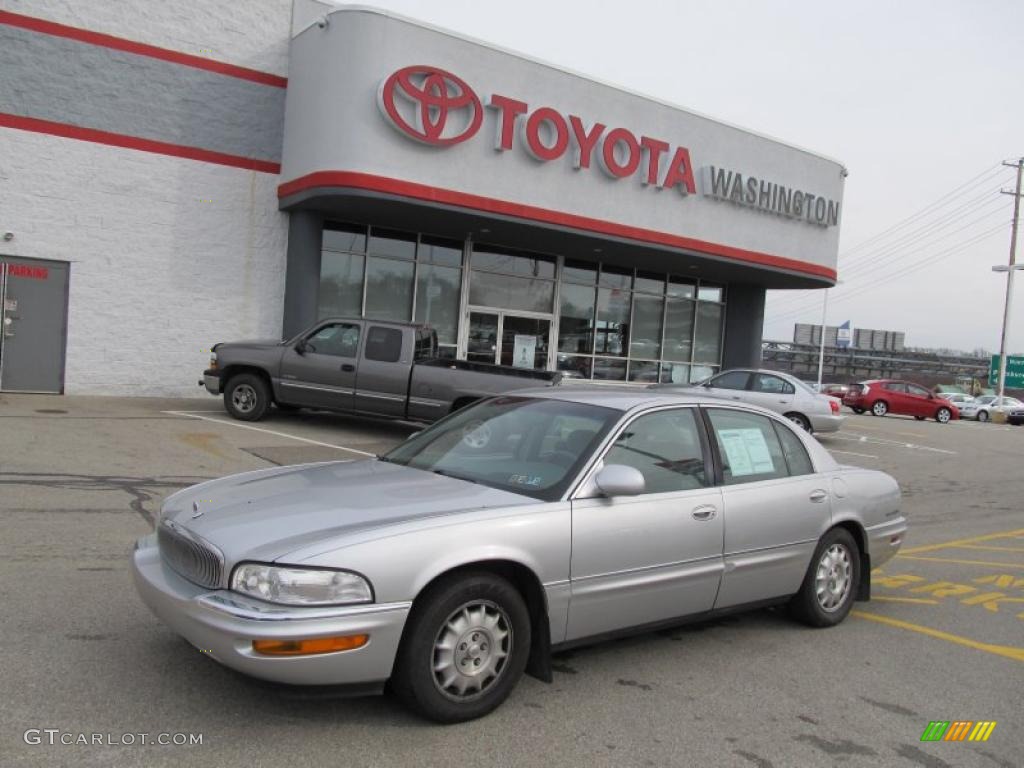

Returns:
231,563,373,606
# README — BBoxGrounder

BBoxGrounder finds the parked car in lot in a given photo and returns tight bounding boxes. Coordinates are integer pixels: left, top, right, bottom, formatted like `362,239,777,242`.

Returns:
133,389,904,722
959,395,1023,422
822,383,851,398
937,392,975,409
842,380,959,423
1008,406,1024,426
201,318,560,423
652,368,844,433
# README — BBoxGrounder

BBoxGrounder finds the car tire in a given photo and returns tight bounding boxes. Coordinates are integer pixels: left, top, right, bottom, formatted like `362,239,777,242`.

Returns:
871,400,888,417
789,527,860,628
785,413,812,432
223,373,271,422
977,410,989,422
914,415,926,421
935,407,952,424
851,407,865,415
392,572,531,723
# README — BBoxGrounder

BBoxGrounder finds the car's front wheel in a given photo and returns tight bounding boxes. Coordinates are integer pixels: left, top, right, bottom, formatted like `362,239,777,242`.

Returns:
224,373,271,421
871,400,888,417
392,572,530,723
789,527,860,628
978,410,990,422
936,407,952,424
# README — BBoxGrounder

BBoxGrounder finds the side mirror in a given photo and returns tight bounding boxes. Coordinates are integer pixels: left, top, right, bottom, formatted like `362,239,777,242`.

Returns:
594,464,645,497
295,339,308,355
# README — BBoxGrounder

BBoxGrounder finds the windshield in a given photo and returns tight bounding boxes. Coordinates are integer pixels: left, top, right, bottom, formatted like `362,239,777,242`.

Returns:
382,396,620,501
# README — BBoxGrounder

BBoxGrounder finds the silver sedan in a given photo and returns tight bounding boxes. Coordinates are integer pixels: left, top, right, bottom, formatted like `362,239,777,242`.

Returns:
652,369,845,433
132,389,904,722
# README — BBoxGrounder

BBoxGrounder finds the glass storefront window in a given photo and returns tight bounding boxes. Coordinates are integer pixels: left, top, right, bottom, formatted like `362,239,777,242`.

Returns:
630,294,663,359
693,301,723,363
668,276,696,299
599,265,631,289
660,362,691,384
663,297,695,362
689,364,717,383
595,287,630,356
628,360,659,382
318,251,364,318
593,357,627,380
420,236,463,267
469,271,554,313
557,355,592,380
472,245,555,278
634,271,665,295
323,223,366,254
697,283,724,302
368,228,417,260
563,259,597,285
364,256,414,320
415,264,461,344
558,283,596,354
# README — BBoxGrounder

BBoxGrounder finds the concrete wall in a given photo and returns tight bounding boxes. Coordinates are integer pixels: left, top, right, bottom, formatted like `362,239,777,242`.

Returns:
0,0,292,395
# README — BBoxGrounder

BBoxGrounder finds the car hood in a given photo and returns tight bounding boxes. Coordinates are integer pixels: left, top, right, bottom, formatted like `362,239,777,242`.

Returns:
159,460,533,564
215,338,283,350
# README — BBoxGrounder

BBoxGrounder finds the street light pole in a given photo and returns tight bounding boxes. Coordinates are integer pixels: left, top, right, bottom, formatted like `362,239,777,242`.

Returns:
996,158,1023,402
816,288,829,392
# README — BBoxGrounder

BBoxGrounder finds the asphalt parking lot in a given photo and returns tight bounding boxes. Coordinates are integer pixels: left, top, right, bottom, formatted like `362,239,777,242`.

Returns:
1,394,1022,768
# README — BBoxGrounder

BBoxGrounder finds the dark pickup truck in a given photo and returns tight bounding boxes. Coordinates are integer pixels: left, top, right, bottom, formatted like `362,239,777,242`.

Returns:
201,317,562,422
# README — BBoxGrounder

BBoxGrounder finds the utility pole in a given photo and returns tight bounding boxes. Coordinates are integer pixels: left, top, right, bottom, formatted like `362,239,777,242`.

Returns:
816,288,829,391
996,158,1023,403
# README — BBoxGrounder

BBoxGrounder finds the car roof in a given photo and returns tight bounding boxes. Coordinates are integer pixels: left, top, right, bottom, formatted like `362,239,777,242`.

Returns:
512,384,785,414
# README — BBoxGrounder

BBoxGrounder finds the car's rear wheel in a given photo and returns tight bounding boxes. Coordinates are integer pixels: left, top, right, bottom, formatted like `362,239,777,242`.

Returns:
785,413,812,432
935,407,952,424
224,373,270,421
871,400,888,417
392,572,530,723
978,410,990,422
789,527,860,628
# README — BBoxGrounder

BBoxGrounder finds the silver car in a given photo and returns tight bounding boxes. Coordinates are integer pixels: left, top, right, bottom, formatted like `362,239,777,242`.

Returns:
653,368,846,433
132,389,904,722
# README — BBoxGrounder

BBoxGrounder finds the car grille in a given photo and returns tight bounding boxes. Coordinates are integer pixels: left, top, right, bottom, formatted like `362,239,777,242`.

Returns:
157,521,224,589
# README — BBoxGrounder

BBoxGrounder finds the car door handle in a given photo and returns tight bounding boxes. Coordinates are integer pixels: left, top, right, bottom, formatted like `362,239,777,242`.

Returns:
809,489,829,503
341,363,355,372
691,505,717,521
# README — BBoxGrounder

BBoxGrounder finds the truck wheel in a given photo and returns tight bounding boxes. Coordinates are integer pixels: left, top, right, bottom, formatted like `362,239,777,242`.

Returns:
392,572,530,723
224,373,270,421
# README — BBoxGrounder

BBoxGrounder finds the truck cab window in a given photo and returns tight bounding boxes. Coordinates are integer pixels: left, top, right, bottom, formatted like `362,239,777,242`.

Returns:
365,326,403,362
307,323,360,357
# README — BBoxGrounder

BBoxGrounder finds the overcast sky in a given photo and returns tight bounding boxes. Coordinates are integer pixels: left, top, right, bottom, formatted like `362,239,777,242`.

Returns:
355,0,1024,353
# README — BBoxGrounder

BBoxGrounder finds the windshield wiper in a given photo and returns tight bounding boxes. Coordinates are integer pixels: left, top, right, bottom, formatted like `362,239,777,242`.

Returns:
431,468,482,485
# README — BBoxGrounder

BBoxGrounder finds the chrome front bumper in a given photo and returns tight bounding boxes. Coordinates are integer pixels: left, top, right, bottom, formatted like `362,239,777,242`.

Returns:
131,536,410,686
809,413,846,433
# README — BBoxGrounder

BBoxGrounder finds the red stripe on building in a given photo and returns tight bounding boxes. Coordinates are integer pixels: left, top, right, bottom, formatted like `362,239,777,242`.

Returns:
0,10,287,88
278,171,837,281
0,113,281,174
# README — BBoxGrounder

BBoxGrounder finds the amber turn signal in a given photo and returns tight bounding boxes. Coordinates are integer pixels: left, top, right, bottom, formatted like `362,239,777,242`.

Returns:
252,634,369,656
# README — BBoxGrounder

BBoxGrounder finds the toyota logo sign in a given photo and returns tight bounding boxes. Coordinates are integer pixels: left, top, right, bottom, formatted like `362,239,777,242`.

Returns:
377,65,483,146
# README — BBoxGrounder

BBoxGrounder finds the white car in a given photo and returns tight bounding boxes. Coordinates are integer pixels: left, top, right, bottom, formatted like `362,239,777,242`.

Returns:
937,393,975,408
653,368,845,433
959,395,1023,422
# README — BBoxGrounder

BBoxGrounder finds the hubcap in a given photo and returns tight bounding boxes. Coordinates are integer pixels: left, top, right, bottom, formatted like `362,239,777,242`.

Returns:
432,600,511,701
231,384,257,413
938,409,950,423
789,415,808,431
873,402,886,416
814,543,852,613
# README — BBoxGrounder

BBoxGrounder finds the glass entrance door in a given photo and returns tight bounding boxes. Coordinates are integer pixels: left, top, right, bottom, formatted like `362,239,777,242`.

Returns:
465,311,551,370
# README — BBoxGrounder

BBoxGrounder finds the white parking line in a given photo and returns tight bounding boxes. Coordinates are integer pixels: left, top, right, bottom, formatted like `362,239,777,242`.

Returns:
826,449,880,459
827,433,957,455
162,411,377,457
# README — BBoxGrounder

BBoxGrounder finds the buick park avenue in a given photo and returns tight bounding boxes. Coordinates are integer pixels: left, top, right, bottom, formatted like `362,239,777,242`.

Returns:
132,390,905,722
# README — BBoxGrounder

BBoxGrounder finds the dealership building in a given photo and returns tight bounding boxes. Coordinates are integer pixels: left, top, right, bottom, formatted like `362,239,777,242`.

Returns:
0,0,843,395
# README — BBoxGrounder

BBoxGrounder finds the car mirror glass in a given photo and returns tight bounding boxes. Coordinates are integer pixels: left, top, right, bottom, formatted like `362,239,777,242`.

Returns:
594,464,645,497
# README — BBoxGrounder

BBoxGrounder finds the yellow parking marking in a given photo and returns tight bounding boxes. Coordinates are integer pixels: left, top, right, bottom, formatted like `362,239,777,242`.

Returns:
896,555,1024,570
853,611,1024,663
957,544,1024,554
871,596,939,605
899,528,1024,555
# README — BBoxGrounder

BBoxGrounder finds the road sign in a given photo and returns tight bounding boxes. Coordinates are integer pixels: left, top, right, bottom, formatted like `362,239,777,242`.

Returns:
988,355,1024,387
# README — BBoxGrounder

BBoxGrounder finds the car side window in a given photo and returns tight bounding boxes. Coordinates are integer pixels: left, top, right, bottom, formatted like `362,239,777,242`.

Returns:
603,409,708,493
907,384,930,398
365,326,403,363
707,409,788,486
772,421,814,476
307,323,360,358
883,382,907,393
709,371,751,390
753,374,795,395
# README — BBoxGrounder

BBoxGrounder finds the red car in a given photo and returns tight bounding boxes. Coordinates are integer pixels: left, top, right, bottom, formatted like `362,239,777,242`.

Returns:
843,380,959,423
